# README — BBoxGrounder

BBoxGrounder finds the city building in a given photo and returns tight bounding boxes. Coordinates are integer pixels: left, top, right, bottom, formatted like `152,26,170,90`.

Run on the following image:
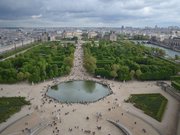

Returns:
62,31,74,39
40,32,49,42
110,32,117,41
88,32,98,39
163,37,180,51
102,32,117,41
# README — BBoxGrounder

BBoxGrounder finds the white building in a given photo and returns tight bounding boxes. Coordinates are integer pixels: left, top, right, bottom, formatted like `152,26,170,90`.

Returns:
88,32,98,39
110,32,117,41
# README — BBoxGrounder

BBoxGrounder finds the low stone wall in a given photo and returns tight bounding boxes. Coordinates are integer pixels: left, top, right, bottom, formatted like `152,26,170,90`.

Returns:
176,113,180,135
45,78,113,104
156,81,180,102
0,114,30,134
176,111,180,135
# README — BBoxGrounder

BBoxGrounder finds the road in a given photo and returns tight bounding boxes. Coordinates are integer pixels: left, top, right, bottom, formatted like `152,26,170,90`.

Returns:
69,41,88,79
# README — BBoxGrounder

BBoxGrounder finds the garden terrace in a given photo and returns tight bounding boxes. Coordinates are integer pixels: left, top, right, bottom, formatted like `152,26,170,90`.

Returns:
0,41,75,83
83,40,178,81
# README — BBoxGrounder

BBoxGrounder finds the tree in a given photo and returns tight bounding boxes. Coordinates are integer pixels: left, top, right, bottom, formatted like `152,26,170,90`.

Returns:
117,66,131,81
125,60,140,71
0,61,12,68
24,72,30,80
175,55,179,60
17,72,25,81
111,64,119,72
65,66,71,74
28,67,41,83
64,57,73,67
157,49,166,57
84,55,97,74
95,68,110,78
130,70,135,79
152,48,166,57
52,64,59,77
135,69,142,79
110,70,118,78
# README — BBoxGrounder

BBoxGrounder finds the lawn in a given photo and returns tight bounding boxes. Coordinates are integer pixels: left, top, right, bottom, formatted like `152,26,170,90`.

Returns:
0,97,30,123
126,93,168,122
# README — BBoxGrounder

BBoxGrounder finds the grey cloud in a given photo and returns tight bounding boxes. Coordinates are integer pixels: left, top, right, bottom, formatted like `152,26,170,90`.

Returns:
0,0,44,19
0,0,179,27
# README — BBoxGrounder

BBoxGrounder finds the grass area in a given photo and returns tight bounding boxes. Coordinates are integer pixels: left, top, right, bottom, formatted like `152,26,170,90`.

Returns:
126,93,168,122
0,97,30,123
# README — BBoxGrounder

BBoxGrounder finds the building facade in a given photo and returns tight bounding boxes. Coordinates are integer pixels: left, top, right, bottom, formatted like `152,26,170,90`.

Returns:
163,37,180,51
109,32,117,41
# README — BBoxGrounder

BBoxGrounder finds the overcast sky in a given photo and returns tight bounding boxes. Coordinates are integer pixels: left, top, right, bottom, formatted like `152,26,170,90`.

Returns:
0,0,179,27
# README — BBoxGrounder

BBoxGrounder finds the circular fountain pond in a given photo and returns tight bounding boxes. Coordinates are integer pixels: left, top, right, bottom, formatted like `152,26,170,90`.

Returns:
46,80,111,103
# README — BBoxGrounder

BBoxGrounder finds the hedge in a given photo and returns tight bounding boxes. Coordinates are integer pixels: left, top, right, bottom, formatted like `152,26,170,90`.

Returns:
171,76,180,81
95,68,110,78
171,81,180,91
156,99,168,121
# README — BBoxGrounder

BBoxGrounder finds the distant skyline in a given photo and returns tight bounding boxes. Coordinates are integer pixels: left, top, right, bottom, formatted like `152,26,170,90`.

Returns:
0,0,180,27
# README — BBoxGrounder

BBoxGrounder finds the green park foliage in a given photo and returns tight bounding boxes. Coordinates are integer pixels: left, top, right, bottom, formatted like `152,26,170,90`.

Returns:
83,40,178,81
171,76,180,91
0,97,30,123
0,41,75,83
126,93,168,121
